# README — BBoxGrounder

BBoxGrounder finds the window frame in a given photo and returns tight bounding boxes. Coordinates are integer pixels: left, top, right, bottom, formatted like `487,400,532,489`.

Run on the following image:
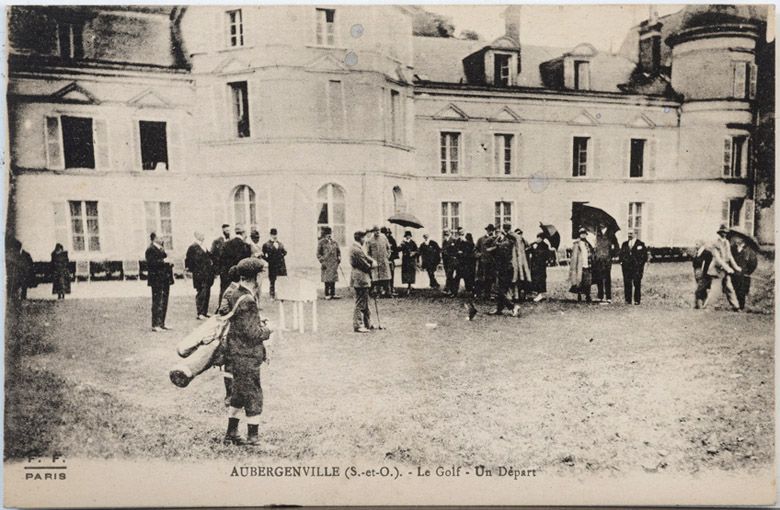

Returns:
574,60,591,91
137,119,170,171
315,8,337,47
326,79,346,136
227,80,251,138
723,135,749,178
440,200,463,239
494,200,514,229
68,200,102,253
316,183,347,245
629,137,646,179
144,200,174,251
494,53,512,87
492,132,515,175
571,135,591,177
439,131,463,175
226,9,245,48
627,201,644,240
55,21,84,60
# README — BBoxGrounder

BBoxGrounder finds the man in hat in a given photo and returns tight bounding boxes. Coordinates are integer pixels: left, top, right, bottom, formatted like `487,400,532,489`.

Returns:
383,227,400,297
185,231,214,320
619,229,648,305
441,228,456,295
365,226,392,297
220,257,272,446
511,227,532,301
211,223,232,311
730,233,758,310
350,230,374,333
222,225,252,286
568,227,593,303
317,226,341,300
145,231,174,331
262,228,287,299
528,232,552,302
593,225,619,304
444,228,464,296
418,233,441,288
487,225,520,316
475,224,496,299
699,224,741,310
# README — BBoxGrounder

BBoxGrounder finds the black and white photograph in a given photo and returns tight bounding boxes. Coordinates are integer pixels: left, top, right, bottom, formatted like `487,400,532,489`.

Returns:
3,3,776,507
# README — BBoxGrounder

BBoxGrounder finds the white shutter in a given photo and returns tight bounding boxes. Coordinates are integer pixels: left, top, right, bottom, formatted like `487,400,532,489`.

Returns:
45,116,64,170
213,82,227,139
622,138,630,178
721,200,730,227
749,63,758,99
647,138,657,178
93,119,110,169
590,136,597,177
723,137,732,176
131,120,142,171
645,202,654,245
733,62,746,98
101,201,115,257
513,133,521,175
53,201,69,248
167,121,183,171
132,201,146,257
250,78,262,138
743,198,755,236
624,202,631,236
213,191,228,232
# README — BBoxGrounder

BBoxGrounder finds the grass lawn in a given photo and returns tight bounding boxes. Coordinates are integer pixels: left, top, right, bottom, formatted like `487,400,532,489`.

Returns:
4,260,774,476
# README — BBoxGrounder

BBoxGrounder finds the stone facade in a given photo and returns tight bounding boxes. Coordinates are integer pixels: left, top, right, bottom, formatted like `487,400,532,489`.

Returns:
5,5,772,268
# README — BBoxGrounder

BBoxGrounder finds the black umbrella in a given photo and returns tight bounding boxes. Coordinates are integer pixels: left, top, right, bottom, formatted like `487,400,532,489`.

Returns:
727,227,759,251
572,204,621,236
539,222,561,249
388,212,424,229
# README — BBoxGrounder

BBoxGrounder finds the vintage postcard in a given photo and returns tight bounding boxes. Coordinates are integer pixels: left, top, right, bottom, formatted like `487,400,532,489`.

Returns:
3,3,776,507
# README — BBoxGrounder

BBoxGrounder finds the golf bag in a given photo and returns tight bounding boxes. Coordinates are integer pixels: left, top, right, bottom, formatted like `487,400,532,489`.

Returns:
169,295,250,388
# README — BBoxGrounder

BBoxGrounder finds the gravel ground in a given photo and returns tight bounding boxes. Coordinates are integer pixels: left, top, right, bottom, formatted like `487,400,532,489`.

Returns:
4,259,774,476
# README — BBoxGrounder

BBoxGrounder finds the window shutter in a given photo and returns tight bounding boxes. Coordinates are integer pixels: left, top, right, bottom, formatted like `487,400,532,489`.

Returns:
45,116,64,170
721,200,730,226
132,201,146,257
213,192,227,233
93,119,110,169
101,201,115,257
647,138,657,178
743,199,755,236
622,138,630,178
749,63,758,99
250,79,262,138
213,83,227,140
131,120,142,171
493,135,500,175
514,133,521,175
645,202,654,245
52,201,69,248
723,137,732,176
624,202,631,236
733,62,746,98
590,137,597,177
168,121,183,171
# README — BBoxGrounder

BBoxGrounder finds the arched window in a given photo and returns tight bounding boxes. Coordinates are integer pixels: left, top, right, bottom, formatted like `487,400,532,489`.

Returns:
232,185,256,229
317,183,346,245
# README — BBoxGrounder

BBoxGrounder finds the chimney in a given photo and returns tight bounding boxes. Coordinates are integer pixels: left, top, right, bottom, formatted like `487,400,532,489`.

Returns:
503,5,522,44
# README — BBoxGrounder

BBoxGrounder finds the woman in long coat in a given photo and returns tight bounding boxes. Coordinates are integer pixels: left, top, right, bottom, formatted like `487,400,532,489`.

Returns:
399,231,418,295
568,228,594,302
51,243,71,299
317,227,341,299
508,229,532,300
527,234,551,301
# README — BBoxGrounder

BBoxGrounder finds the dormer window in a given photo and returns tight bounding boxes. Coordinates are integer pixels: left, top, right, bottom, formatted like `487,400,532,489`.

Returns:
494,54,511,87
316,8,336,46
56,21,84,59
226,9,244,48
574,60,590,90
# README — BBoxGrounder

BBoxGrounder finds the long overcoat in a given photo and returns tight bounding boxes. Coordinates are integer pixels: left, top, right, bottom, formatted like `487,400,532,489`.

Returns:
317,237,341,283
399,239,418,284
568,239,593,291
365,233,391,281
508,232,532,284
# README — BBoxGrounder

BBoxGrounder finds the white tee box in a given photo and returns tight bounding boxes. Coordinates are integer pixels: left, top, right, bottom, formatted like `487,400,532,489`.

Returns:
275,276,317,302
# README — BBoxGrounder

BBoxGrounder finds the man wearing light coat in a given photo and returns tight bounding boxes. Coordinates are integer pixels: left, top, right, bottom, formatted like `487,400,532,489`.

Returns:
317,226,341,300
365,226,392,297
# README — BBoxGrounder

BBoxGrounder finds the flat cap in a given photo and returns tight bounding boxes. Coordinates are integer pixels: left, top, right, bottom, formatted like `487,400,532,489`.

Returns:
237,257,264,278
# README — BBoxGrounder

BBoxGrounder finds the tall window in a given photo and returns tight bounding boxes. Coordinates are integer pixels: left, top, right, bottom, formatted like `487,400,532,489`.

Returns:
574,60,590,90
145,201,173,250
226,9,244,47
726,198,744,228
441,201,461,238
69,200,100,252
46,115,108,170
316,8,336,46
390,89,403,143
733,61,758,99
327,80,345,135
629,138,645,178
572,136,590,177
494,134,513,175
317,184,346,245
495,201,512,229
494,54,511,87
723,136,748,178
233,185,257,228
56,22,84,59
628,202,643,240
229,81,250,138
61,116,95,169
440,132,460,174
139,121,168,171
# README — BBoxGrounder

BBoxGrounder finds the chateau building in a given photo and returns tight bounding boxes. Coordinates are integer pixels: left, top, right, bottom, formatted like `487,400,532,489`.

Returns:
5,5,772,269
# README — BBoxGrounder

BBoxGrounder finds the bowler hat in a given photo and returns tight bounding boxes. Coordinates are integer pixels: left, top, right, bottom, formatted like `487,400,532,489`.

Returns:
322,226,332,235
485,224,495,231
404,230,412,237
235,225,245,234
237,258,264,279
221,223,230,229
270,228,278,235
717,224,729,234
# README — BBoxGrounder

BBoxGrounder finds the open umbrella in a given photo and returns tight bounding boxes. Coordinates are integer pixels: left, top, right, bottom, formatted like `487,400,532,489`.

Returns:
388,212,423,229
727,227,759,251
539,222,561,249
572,204,621,236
